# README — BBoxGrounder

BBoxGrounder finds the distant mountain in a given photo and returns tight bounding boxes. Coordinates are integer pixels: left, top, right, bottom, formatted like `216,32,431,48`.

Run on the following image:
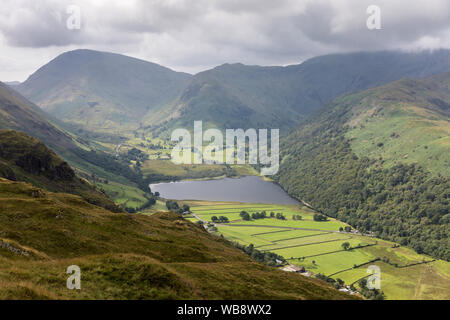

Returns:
276,72,450,260
17,49,191,134
4,81,20,87
18,49,450,136
160,50,450,134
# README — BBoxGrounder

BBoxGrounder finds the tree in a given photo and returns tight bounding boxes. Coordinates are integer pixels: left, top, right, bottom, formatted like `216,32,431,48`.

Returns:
219,216,229,223
313,213,328,222
165,200,179,211
341,242,351,251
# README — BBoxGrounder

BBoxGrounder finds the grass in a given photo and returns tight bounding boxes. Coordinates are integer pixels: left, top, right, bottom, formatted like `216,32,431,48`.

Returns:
0,178,353,300
142,159,257,181
346,102,450,176
188,200,450,300
97,180,148,208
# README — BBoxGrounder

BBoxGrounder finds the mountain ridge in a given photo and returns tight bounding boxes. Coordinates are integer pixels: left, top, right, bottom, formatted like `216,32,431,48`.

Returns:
17,49,450,136
157,49,450,134
17,49,192,134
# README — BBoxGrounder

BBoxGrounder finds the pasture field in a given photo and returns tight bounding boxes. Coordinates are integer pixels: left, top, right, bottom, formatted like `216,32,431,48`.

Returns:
187,200,450,300
97,180,148,208
142,160,257,181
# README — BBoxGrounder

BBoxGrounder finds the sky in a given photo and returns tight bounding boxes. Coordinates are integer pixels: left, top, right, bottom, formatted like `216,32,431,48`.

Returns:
1,0,450,82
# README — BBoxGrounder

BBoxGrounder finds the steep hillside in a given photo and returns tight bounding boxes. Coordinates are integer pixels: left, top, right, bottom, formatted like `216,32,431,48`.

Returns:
0,82,151,207
0,178,353,300
17,49,191,134
0,81,82,151
276,72,450,260
0,130,120,212
158,50,450,134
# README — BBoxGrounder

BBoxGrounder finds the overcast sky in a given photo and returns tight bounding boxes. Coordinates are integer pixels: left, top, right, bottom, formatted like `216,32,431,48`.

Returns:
1,0,450,81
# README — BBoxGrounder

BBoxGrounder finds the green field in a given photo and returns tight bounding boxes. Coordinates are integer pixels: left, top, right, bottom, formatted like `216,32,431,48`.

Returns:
97,180,149,208
188,201,450,300
142,159,257,181
346,102,450,176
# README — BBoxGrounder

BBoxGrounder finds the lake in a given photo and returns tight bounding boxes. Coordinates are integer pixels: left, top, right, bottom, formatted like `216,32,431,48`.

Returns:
149,176,299,204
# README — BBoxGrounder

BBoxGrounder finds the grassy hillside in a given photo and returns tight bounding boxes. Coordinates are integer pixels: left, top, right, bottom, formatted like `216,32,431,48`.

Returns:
17,49,191,134
345,76,449,175
0,178,353,300
276,72,450,261
157,50,450,135
0,130,121,212
0,81,84,152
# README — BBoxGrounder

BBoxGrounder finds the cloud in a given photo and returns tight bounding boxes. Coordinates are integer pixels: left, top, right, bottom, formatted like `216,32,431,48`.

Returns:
0,0,450,81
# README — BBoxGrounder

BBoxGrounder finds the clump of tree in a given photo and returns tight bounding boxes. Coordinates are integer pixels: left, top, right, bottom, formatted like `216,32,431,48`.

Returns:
233,243,285,267
358,279,385,300
315,274,346,290
165,200,190,214
240,211,251,221
122,147,149,162
211,216,229,223
252,211,267,220
341,242,351,251
239,210,270,221
275,212,286,220
313,213,328,222
292,214,302,220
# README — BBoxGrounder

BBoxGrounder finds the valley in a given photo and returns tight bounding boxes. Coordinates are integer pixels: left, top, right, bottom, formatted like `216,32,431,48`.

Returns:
0,178,353,300
180,199,450,300
0,48,448,301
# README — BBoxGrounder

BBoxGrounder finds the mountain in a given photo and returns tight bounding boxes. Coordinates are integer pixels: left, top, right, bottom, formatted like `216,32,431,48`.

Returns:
0,177,353,299
4,81,20,87
17,50,450,137
17,49,191,134
276,72,450,260
159,50,450,134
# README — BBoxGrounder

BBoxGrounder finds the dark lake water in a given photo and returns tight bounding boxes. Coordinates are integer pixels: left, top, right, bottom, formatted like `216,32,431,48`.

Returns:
149,176,298,204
